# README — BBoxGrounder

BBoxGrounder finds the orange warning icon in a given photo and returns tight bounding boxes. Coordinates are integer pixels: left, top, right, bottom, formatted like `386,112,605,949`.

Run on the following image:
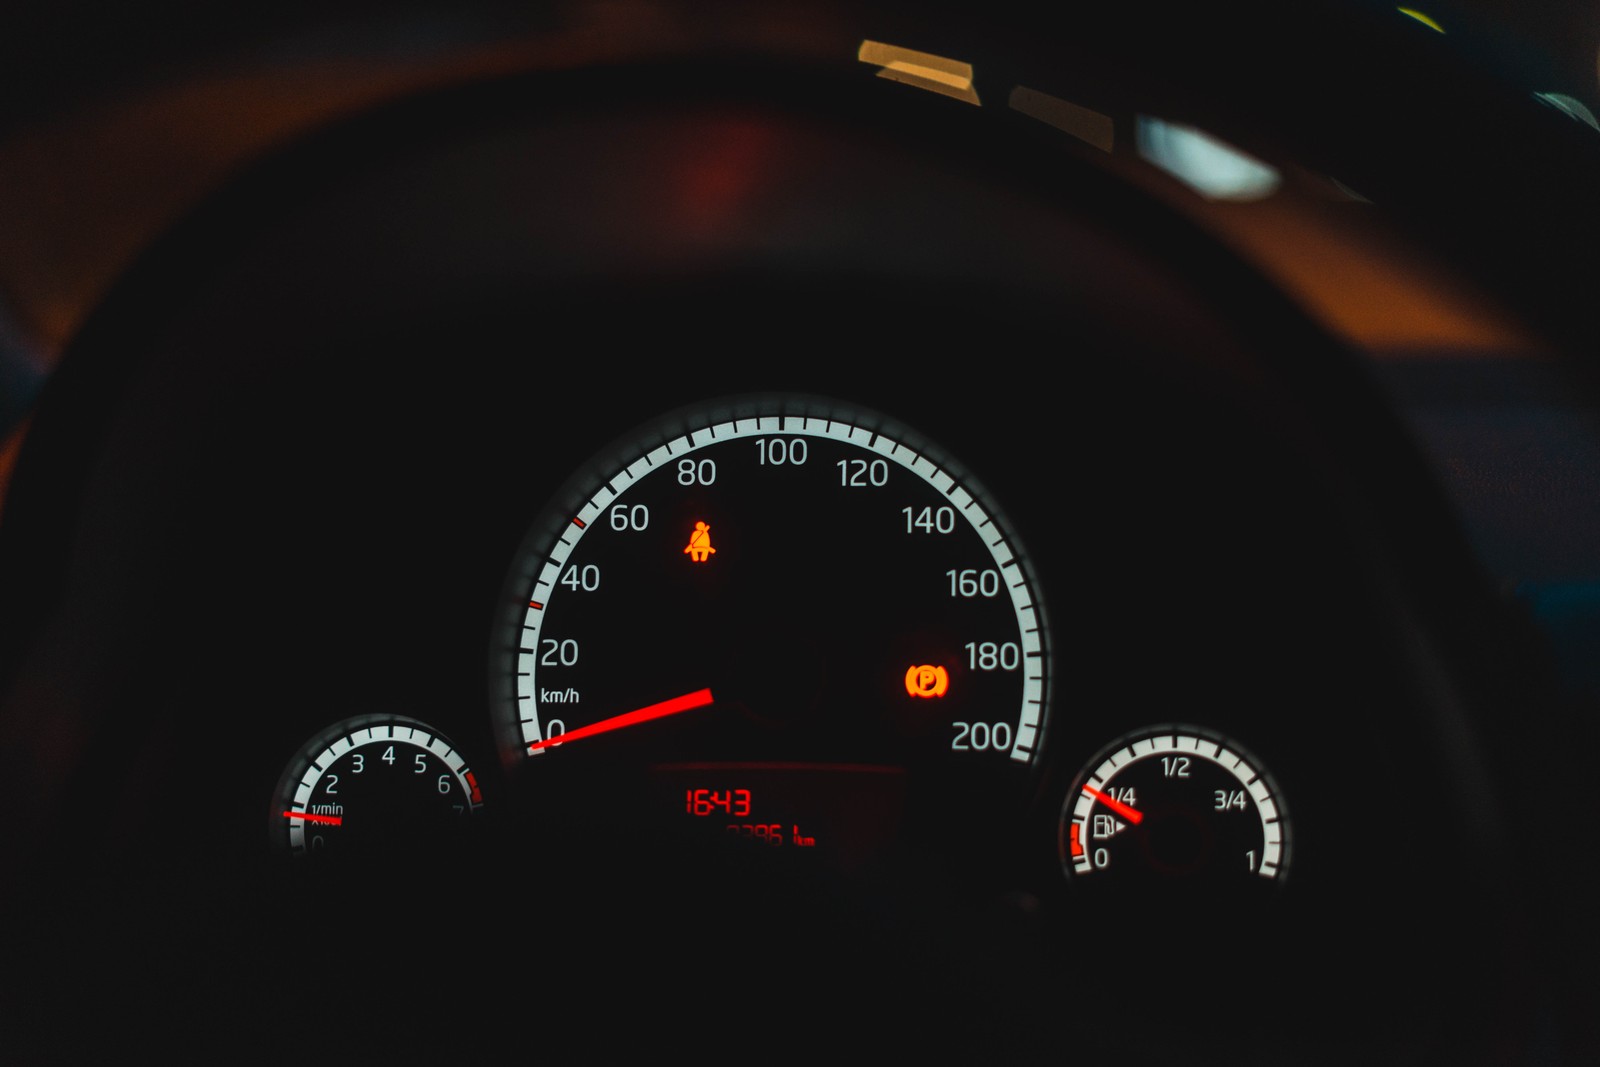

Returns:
904,664,949,698
683,520,717,563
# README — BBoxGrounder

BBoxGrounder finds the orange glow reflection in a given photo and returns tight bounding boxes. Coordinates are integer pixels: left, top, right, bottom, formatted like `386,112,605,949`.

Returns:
857,41,981,106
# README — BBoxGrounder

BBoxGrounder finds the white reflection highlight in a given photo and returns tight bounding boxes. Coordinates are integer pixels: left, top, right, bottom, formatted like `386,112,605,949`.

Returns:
1535,92,1600,132
1135,118,1281,202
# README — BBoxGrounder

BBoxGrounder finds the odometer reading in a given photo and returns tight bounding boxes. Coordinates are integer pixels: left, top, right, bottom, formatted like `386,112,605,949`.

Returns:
686,788,753,817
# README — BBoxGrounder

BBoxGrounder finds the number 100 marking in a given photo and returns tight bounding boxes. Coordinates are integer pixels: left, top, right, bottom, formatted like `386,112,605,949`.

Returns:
755,438,808,465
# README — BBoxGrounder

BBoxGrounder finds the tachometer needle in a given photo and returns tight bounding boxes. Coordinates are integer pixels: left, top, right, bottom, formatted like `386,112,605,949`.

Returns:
1082,785,1143,825
528,688,715,753
282,810,343,826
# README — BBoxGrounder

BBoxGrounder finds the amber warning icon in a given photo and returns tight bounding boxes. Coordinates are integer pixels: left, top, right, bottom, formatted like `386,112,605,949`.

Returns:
683,521,716,563
904,664,949,698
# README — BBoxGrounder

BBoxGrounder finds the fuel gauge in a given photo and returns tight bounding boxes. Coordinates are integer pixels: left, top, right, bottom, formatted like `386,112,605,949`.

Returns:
272,715,484,859
1060,726,1289,889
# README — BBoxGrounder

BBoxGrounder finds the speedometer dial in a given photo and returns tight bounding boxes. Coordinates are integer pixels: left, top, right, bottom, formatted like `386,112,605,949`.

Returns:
494,395,1050,867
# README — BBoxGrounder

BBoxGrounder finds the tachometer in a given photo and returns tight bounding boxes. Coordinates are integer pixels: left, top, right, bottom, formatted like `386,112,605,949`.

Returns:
272,715,485,859
493,395,1050,866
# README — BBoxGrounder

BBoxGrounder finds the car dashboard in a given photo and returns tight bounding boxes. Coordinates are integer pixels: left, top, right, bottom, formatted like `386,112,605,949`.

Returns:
2,2,1599,1061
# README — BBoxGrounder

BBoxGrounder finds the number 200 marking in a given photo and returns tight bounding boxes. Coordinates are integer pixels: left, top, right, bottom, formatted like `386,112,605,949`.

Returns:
952,721,1013,751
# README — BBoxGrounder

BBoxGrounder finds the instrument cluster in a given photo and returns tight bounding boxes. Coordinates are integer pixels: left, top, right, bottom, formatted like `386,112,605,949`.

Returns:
3,11,1592,1058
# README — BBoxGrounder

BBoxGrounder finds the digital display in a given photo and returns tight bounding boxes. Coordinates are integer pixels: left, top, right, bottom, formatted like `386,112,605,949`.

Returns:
684,788,817,847
686,788,752,817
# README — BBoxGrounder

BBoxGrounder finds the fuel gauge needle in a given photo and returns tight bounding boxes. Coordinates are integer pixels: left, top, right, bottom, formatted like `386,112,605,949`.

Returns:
528,687,715,752
1082,784,1144,825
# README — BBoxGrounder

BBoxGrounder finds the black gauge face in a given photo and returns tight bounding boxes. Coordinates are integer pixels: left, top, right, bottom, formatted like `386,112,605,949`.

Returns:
274,717,484,859
1061,726,1289,890
495,396,1050,867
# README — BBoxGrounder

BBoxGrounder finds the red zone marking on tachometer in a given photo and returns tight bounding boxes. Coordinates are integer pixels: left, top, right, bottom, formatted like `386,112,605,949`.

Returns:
529,688,715,752
283,810,343,826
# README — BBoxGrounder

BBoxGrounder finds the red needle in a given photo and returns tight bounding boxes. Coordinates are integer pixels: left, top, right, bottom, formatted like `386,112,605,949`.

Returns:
1082,785,1144,825
528,688,715,752
283,810,343,826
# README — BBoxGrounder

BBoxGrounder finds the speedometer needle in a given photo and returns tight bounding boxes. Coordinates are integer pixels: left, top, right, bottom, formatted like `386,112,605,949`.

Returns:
528,688,715,752
1082,785,1144,825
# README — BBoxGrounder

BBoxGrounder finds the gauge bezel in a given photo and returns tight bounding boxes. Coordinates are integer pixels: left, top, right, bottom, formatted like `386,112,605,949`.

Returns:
490,392,1056,784
270,713,484,857
1059,723,1292,886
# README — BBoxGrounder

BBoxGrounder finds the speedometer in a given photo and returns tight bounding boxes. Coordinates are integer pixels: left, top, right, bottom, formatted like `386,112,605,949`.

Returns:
493,395,1051,867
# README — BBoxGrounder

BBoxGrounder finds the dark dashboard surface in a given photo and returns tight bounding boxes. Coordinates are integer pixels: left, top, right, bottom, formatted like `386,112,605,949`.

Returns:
2,2,1599,1061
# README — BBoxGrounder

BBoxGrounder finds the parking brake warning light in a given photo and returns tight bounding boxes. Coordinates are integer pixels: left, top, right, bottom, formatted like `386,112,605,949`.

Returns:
904,664,949,698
